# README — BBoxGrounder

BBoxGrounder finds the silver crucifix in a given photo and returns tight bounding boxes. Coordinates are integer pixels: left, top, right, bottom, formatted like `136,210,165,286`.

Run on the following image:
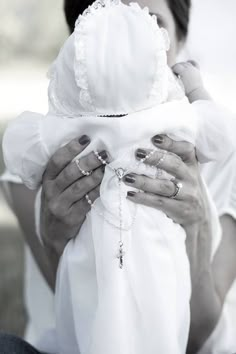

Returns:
117,241,125,269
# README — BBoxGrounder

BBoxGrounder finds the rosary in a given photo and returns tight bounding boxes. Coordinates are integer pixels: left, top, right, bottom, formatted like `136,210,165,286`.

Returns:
85,150,155,269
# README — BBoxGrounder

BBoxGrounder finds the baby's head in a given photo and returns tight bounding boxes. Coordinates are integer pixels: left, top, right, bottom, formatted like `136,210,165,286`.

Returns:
48,0,183,117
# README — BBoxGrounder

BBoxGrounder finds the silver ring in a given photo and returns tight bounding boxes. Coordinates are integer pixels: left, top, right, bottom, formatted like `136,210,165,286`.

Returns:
140,150,154,163
94,151,107,165
85,194,93,206
155,168,163,179
170,180,183,199
156,151,167,168
75,159,92,176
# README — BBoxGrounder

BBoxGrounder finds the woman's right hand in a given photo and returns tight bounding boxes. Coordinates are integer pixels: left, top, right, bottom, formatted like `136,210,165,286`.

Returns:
40,135,108,280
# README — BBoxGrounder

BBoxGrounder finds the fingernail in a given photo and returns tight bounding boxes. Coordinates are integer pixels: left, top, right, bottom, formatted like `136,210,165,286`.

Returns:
153,135,164,144
127,191,136,197
99,150,108,160
124,174,136,184
136,149,147,159
79,135,90,145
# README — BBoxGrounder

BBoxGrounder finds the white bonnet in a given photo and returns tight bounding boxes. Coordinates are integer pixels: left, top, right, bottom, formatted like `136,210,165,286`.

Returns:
48,0,182,117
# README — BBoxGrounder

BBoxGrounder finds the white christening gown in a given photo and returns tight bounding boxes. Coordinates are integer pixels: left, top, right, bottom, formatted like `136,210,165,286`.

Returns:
3,2,236,354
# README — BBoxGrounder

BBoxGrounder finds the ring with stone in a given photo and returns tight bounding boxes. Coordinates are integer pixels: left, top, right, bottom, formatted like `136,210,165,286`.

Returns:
170,180,183,199
75,158,92,176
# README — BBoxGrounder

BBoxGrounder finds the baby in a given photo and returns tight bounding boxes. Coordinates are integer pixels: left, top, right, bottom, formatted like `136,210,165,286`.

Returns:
3,1,236,354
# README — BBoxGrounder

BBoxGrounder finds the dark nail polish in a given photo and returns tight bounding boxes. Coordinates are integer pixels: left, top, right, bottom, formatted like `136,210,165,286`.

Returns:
99,150,108,160
153,135,164,144
136,149,147,159
127,191,136,197
124,174,136,184
79,135,90,145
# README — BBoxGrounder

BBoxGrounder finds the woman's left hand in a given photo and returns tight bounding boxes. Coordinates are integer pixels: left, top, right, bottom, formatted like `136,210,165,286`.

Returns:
123,134,206,228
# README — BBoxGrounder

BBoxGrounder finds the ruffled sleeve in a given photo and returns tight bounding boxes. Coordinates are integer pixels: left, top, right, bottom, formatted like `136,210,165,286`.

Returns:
201,149,236,220
193,100,236,163
2,112,49,190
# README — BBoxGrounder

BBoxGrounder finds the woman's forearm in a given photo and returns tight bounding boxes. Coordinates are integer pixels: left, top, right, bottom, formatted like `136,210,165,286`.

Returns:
9,183,55,290
212,214,236,305
186,214,236,353
186,220,222,354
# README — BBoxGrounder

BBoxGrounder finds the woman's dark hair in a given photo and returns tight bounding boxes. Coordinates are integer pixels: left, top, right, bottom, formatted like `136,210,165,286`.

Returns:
64,0,90,34
167,0,191,40
64,0,191,40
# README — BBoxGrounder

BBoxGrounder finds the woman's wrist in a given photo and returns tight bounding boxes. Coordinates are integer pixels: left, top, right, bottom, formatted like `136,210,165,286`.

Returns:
186,219,222,354
185,190,224,353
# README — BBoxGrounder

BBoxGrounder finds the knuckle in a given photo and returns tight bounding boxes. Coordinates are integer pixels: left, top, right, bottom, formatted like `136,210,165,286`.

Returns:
89,151,101,167
48,200,60,217
90,187,100,201
66,139,80,155
80,156,90,172
71,180,82,194
183,204,192,217
42,180,53,199
165,137,173,150
172,156,182,173
64,213,78,228
183,193,203,221
92,168,104,184
185,144,196,161
50,154,62,171
61,166,72,182
140,178,147,191
154,197,164,208
159,180,173,195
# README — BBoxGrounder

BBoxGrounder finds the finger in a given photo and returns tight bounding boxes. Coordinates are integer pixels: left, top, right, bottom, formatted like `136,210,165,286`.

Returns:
187,60,200,69
59,166,104,208
43,135,90,181
151,135,196,163
69,185,100,222
123,173,184,199
135,148,188,180
172,62,187,75
54,150,108,193
126,191,183,223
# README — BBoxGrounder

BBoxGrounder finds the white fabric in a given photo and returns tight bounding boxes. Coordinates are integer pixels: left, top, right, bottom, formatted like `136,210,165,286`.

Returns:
2,1,236,353
3,151,236,354
2,99,231,354
47,0,183,118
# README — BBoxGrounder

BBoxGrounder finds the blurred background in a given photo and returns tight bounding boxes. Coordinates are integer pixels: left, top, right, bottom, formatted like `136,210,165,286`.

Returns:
0,0,67,337
0,0,235,342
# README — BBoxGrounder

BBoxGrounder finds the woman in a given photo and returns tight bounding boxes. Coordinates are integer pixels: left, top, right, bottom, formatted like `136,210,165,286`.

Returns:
1,0,236,353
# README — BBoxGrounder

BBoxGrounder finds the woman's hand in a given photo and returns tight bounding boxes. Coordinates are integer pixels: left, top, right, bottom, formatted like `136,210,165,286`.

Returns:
40,135,108,283
124,134,205,228
123,133,212,278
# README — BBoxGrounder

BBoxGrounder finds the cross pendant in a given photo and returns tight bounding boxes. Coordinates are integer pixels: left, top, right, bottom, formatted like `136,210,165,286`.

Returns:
117,243,125,269
115,167,126,180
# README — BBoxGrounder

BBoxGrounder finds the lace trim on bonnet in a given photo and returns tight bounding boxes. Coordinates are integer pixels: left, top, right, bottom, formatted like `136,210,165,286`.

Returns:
74,0,184,113
48,0,184,117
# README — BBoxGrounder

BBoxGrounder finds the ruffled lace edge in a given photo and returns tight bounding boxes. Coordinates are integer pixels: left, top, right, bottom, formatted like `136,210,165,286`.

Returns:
73,0,184,115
